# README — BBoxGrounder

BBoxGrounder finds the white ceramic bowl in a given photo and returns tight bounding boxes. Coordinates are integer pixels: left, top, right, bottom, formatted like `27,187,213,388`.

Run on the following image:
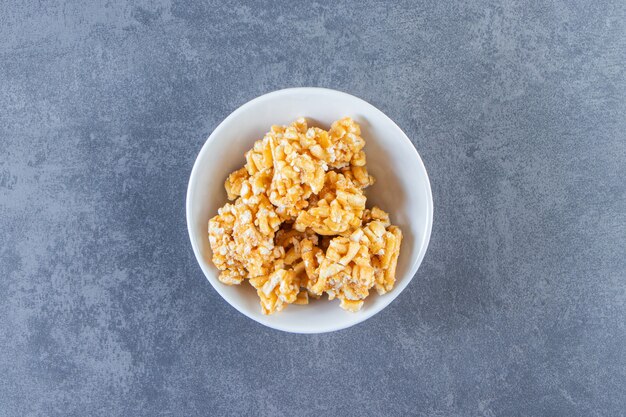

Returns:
187,87,433,333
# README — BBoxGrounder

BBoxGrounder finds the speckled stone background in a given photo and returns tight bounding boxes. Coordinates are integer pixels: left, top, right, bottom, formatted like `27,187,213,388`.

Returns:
1,0,625,416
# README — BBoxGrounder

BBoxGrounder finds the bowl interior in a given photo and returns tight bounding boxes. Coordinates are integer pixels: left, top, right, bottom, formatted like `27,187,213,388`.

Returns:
187,88,432,333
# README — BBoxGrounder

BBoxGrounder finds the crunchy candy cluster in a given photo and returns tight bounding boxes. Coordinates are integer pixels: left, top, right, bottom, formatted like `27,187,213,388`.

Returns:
208,117,402,314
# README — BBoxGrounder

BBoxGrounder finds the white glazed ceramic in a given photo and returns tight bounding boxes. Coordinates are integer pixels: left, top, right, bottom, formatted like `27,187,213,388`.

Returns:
187,87,433,333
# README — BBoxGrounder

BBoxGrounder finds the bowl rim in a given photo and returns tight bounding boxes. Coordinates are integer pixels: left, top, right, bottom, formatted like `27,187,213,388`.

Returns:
186,87,433,333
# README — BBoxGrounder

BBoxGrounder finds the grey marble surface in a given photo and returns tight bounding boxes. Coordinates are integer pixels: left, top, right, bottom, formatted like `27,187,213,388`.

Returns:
1,1,625,416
